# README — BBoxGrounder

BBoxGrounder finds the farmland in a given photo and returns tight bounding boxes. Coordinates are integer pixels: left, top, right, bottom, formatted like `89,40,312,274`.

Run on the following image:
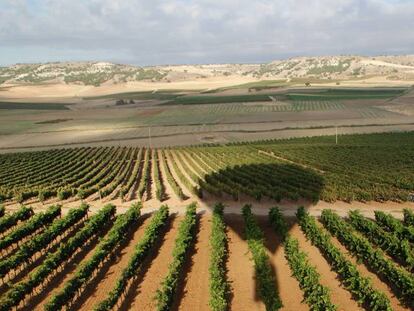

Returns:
1,86,413,150
0,130,414,310
1,78,414,311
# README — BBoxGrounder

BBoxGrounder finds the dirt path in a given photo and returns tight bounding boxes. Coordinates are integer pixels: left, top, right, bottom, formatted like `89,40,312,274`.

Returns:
321,221,410,311
289,223,362,311
173,213,211,311
225,214,265,311
77,215,153,310
121,215,181,311
257,218,308,311
257,150,325,174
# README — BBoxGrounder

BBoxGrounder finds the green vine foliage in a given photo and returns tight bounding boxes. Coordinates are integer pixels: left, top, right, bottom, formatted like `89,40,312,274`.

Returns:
94,205,169,311
45,203,140,311
296,207,392,311
269,207,336,311
321,209,414,308
155,202,197,311
209,203,230,311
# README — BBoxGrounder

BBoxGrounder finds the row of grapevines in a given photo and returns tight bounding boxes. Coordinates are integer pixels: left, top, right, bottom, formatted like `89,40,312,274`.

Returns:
348,210,414,270
321,209,414,308
0,204,114,311
137,149,151,199
178,151,223,197
16,147,112,202
374,211,414,243
0,205,61,252
242,204,282,311
404,209,414,226
176,150,223,198
12,149,91,201
94,205,169,311
44,203,141,310
155,202,197,311
268,207,336,311
209,203,230,311
166,150,201,197
0,206,33,235
153,150,167,201
0,205,88,279
77,148,130,199
120,148,143,200
99,148,137,199
159,150,185,200
296,207,391,310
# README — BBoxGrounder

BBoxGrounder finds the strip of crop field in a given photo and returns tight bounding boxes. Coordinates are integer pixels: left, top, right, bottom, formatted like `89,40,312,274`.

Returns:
164,94,277,105
321,209,414,308
209,203,229,311
0,102,70,110
155,202,197,311
268,207,337,310
296,207,392,310
242,204,282,310
0,205,88,280
94,205,169,311
0,204,115,310
44,203,141,310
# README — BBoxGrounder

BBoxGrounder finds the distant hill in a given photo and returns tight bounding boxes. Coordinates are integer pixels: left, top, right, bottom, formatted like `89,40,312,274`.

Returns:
1,55,414,87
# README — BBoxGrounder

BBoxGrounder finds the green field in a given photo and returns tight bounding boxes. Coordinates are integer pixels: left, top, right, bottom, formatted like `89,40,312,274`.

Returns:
164,87,407,105
0,102,70,110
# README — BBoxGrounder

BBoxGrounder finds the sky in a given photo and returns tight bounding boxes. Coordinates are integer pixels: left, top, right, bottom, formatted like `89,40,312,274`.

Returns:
1,0,414,66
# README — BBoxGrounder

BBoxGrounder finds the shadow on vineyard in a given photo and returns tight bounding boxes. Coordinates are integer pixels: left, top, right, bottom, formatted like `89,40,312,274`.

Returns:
198,162,325,305
201,162,325,204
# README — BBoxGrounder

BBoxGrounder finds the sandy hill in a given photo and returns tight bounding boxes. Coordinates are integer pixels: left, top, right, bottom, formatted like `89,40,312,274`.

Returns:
1,55,414,88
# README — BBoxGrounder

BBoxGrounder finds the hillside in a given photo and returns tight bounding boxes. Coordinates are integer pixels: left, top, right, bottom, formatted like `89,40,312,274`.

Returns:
1,55,414,87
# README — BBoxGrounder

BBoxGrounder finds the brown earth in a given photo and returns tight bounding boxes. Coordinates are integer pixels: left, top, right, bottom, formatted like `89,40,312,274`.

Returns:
225,214,265,311
173,212,212,311
77,215,152,310
319,220,410,311
120,214,181,311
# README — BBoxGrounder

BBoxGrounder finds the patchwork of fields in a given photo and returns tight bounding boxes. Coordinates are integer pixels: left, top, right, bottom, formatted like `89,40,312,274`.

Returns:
0,131,414,310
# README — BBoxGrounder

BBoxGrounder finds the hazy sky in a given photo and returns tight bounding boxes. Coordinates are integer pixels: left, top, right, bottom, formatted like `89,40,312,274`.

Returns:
1,0,414,66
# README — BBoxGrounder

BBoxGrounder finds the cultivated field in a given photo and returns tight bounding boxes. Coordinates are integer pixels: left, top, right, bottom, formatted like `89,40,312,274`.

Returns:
0,132,413,310
0,86,413,151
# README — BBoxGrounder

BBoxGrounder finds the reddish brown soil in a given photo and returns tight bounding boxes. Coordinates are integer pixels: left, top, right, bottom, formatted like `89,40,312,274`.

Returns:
77,215,153,310
257,218,309,311
289,223,361,311
320,220,410,311
28,223,110,310
121,215,182,311
173,213,212,311
225,214,265,311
